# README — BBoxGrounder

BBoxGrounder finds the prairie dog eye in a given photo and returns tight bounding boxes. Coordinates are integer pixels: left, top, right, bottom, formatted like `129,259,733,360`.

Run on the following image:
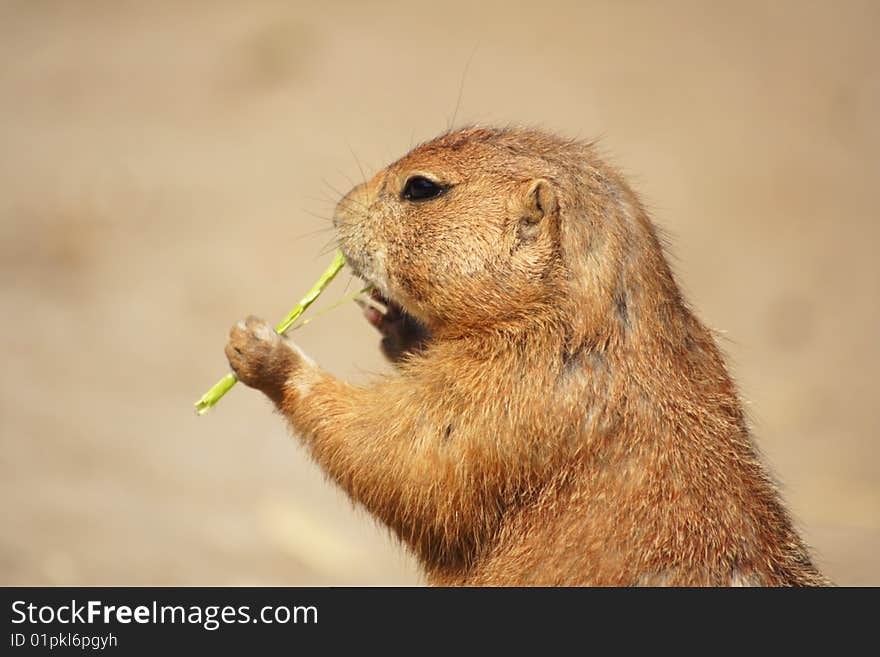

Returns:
402,176,447,202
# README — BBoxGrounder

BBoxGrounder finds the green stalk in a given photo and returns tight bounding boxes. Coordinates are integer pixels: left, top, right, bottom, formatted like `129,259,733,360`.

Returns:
194,250,346,416
289,285,372,331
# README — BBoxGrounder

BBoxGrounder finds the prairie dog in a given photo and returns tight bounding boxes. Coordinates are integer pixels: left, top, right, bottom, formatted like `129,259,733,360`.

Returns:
225,127,828,586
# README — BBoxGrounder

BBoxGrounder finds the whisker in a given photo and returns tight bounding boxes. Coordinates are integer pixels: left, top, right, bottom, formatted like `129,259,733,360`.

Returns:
347,141,369,189
448,44,479,131
323,179,368,211
291,225,335,240
329,200,368,220
335,167,358,190
317,236,340,257
299,208,337,225
304,193,340,204
322,179,350,201
342,272,355,295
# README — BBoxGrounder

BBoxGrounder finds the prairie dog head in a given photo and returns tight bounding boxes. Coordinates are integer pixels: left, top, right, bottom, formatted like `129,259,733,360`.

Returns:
334,127,568,336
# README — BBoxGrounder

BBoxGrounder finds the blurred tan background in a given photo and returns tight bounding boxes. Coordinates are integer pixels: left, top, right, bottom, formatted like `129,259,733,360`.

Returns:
1,0,877,585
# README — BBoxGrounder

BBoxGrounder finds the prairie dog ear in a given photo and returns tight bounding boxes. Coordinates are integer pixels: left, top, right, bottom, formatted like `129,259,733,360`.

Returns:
514,178,559,241
521,178,557,223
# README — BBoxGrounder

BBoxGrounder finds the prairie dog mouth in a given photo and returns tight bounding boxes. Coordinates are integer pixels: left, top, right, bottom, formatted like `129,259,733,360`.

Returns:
354,275,432,358
345,261,392,311
359,289,389,315
362,285,406,326
343,250,430,347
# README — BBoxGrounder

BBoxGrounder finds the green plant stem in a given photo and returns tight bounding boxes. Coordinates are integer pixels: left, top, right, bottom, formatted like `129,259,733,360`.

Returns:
194,250,346,416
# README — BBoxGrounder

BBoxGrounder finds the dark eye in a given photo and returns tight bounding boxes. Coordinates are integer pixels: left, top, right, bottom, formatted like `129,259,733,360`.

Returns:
402,176,446,202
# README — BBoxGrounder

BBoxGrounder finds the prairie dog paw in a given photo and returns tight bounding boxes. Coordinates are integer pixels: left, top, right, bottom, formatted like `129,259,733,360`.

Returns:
225,316,306,401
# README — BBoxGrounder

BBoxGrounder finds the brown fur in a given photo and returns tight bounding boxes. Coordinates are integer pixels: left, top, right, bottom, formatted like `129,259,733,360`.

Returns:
225,127,829,586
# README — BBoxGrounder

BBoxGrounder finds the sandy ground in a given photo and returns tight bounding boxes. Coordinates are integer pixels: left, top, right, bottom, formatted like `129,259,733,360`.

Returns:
0,0,877,585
